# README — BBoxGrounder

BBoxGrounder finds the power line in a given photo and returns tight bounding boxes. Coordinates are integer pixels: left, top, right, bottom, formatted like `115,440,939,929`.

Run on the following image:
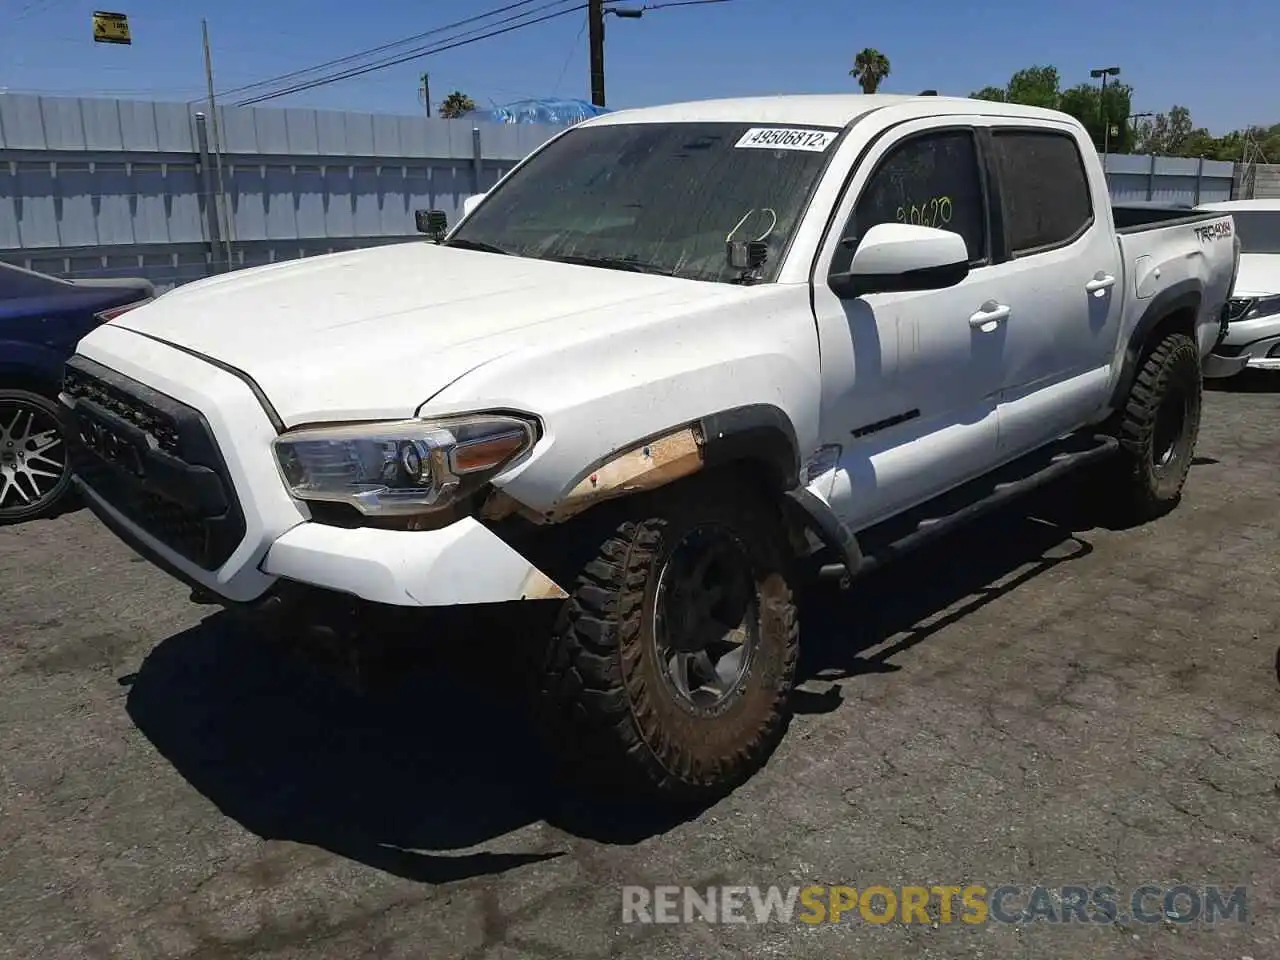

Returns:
551,16,589,96
211,0,556,102
641,0,736,8
234,2,586,107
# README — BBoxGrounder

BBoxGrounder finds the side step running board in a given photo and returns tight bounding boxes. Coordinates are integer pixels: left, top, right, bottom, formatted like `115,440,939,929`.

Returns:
819,434,1118,584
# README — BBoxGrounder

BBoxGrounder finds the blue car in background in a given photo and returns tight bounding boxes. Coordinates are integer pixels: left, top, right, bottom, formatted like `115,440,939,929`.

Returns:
0,261,154,524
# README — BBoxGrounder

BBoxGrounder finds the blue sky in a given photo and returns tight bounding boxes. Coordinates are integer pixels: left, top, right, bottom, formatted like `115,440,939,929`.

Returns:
1,0,1276,133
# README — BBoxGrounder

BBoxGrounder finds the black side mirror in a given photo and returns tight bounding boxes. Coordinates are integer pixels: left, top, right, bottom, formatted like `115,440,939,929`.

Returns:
829,260,969,299
415,209,449,240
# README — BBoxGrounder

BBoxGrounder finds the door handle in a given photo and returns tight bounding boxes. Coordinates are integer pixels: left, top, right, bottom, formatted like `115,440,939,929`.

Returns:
969,302,1010,330
1086,274,1116,296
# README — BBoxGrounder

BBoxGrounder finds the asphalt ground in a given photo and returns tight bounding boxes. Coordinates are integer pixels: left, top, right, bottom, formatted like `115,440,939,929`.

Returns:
1,374,1278,959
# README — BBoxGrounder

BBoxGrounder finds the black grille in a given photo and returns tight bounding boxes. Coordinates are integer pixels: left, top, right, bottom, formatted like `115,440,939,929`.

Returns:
63,355,246,570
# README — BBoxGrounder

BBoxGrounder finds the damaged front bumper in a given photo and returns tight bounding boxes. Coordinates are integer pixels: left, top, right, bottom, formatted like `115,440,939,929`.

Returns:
79,475,566,612
260,518,567,606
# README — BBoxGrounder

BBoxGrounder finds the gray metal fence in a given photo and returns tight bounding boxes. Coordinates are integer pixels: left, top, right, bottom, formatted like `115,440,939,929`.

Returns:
0,93,564,291
1101,152,1236,205
0,93,1245,293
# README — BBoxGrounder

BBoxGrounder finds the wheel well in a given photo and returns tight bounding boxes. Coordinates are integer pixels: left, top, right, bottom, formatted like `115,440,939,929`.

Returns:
493,454,805,573
674,457,815,559
1147,306,1196,346
1130,306,1198,383
1107,299,1202,413
0,368,60,399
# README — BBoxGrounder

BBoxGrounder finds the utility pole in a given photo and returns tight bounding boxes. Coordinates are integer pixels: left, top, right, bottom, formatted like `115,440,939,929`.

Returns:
588,0,606,107
421,72,431,118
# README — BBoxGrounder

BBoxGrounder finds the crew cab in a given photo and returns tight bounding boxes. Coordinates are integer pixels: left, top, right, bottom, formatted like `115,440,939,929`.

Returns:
61,95,1241,802
1196,198,1280,374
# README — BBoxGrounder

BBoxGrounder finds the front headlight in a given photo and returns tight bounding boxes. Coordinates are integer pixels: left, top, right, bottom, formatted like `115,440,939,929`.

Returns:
272,413,537,516
1227,294,1280,323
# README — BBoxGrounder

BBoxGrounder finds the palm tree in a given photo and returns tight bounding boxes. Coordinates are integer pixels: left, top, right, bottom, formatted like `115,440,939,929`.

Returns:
850,48,891,94
439,91,478,119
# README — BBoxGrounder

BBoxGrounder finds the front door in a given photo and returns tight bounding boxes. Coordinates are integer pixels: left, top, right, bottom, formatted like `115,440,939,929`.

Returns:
810,119,1008,531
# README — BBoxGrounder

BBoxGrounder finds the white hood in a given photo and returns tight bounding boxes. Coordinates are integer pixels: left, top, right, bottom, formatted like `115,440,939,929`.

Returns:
1233,253,1280,298
106,241,740,425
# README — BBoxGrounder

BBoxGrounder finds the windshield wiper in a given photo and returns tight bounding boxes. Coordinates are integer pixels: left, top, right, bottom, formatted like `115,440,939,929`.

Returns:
441,237,510,255
548,254,674,276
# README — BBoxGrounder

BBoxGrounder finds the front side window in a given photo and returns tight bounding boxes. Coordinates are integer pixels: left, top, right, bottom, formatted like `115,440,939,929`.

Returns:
991,130,1094,254
833,129,988,274
449,121,842,283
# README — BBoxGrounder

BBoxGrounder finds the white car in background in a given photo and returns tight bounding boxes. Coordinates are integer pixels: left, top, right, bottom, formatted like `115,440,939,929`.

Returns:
1198,199,1280,373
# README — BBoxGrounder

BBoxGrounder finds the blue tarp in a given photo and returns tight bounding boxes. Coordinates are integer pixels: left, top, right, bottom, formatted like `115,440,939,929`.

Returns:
465,98,612,126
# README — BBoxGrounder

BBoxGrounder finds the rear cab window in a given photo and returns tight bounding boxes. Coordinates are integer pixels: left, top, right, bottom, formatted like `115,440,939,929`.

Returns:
832,128,990,275
989,129,1094,255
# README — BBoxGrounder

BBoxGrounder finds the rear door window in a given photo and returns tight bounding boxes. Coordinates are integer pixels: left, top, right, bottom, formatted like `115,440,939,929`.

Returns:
991,130,1094,255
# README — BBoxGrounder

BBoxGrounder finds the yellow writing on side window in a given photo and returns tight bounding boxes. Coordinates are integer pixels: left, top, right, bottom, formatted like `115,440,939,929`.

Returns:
895,196,953,229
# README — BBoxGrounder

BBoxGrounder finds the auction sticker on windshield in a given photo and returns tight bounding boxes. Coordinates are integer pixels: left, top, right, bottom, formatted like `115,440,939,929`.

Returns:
735,127,837,152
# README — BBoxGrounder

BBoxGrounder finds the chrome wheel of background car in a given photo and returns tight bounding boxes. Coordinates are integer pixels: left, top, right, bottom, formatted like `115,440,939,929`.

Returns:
0,397,68,519
652,523,760,715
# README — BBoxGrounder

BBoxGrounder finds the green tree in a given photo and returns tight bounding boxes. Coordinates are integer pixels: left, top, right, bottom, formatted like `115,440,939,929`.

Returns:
970,65,1133,152
438,91,478,119
1133,105,1194,155
850,48,891,94
969,66,1060,107
968,64,1280,159
1058,81,1134,153
1005,66,1060,109
1134,110,1280,160
970,85,1007,102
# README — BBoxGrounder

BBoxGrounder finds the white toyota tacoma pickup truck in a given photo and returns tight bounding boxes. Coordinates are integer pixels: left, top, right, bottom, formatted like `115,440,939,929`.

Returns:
62,94,1242,802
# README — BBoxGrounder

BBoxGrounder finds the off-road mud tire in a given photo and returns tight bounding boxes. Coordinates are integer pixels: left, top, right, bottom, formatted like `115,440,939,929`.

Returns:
535,477,799,804
1109,331,1203,523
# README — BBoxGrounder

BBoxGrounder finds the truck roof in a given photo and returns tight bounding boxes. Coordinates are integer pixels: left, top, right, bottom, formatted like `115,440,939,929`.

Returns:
582,93,1078,130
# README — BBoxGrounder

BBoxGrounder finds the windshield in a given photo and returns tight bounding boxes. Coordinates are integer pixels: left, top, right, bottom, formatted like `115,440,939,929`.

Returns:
1232,211,1280,254
449,121,843,283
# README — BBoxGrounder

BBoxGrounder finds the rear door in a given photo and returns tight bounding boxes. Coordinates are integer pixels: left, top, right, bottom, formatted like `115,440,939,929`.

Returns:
977,120,1125,455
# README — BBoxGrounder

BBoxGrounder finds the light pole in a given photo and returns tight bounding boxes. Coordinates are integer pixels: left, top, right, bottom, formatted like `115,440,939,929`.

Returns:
1089,66,1121,156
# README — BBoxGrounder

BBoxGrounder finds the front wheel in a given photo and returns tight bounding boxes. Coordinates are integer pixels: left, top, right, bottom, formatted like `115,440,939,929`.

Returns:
535,479,799,803
1109,331,1203,523
0,389,74,525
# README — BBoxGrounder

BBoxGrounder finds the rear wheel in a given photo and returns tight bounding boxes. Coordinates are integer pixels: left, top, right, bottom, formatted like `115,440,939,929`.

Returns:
0,389,73,525
1109,331,1202,523
535,478,799,803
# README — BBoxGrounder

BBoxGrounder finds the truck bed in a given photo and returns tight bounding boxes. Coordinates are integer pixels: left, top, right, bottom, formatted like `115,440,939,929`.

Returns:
1111,204,1238,361
1111,202,1223,234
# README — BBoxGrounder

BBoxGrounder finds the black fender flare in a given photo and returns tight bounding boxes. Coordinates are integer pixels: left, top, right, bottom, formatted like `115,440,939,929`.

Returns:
697,403,802,493
1107,279,1202,410
697,405,866,574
